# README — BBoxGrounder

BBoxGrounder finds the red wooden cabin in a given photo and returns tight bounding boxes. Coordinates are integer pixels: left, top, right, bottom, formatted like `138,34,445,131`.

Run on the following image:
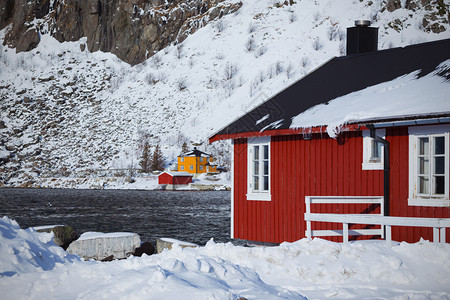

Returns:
158,171,193,190
210,25,450,245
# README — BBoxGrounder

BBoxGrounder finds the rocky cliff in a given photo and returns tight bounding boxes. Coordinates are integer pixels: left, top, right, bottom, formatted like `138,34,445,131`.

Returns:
0,0,242,65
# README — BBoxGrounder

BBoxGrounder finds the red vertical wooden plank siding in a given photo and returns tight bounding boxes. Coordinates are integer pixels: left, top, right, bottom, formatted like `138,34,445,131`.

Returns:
232,126,449,244
387,127,450,243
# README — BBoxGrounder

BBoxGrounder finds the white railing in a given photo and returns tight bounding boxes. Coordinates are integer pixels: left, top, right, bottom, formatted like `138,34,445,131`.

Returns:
305,196,385,240
305,196,450,243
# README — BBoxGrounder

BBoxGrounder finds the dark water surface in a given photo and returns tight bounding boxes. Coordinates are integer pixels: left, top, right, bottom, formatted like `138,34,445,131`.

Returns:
0,189,232,246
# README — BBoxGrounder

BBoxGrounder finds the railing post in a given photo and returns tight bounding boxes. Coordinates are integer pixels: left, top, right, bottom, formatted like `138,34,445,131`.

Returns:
306,219,312,239
386,225,392,243
343,223,348,243
433,227,440,243
380,197,385,239
440,228,446,244
305,197,311,239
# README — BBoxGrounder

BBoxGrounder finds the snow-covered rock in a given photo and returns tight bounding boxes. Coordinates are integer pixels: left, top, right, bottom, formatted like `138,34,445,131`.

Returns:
156,237,198,253
67,232,141,260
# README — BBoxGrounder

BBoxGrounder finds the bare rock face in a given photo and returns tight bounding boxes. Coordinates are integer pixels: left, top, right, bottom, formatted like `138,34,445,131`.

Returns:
383,0,448,33
1,0,242,65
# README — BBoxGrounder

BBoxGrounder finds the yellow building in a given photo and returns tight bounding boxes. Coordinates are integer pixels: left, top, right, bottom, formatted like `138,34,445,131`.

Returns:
177,148,218,174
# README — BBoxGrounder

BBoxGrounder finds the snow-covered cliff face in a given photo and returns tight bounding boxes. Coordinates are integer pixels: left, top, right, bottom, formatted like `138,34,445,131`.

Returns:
0,0,241,65
1,0,449,187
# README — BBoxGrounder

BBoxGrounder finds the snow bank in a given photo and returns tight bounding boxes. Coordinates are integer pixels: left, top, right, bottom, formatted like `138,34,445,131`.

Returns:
291,60,450,138
193,172,231,186
1,217,449,299
0,217,77,277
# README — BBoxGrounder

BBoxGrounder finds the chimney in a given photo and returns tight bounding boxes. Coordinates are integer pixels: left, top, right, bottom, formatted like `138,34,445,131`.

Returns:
346,20,378,55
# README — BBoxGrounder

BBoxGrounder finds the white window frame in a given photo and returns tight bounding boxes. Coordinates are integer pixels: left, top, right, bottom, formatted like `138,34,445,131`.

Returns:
190,165,194,170
180,165,184,170
246,136,271,201
180,157,184,162
408,124,449,207
362,129,385,170
199,165,203,170
200,157,203,162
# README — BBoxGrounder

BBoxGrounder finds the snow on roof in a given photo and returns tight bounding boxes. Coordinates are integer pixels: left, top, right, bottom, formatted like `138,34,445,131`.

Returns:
291,59,450,138
181,148,211,157
210,39,450,141
161,171,193,177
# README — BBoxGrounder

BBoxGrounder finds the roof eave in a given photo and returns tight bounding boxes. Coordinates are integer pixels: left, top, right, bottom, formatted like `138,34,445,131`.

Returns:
209,113,450,142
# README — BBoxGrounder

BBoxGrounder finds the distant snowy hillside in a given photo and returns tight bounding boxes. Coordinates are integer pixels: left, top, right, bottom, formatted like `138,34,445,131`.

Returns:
1,0,449,187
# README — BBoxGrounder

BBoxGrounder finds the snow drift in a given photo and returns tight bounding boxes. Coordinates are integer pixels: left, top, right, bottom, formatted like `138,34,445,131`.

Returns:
1,216,450,299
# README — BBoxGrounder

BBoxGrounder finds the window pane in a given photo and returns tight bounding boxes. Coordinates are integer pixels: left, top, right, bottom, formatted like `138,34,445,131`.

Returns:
253,161,259,176
434,157,445,174
253,176,259,190
263,176,269,191
434,176,445,195
419,138,429,156
434,136,445,155
263,161,269,175
418,157,429,175
371,140,382,159
263,145,269,160
254,146,259,160
419,176,429,194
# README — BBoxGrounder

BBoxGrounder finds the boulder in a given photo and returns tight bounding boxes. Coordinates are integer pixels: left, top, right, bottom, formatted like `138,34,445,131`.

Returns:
51,225,79,250
133,241,155,256
156,238,197,254
67,232,141,260
34,224,79,250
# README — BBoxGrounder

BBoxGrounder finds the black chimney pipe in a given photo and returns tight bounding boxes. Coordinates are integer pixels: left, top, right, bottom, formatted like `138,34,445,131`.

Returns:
346,20,378,55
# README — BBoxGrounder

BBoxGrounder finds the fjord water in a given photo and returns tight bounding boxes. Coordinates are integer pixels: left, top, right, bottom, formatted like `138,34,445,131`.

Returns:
0,189,231,245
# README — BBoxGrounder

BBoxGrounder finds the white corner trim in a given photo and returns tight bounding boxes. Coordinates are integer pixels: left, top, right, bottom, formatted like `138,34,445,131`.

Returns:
408,124,450,207
247,136,272,201
248,135,271,145
362,162,384,170
362,129,385,170
408,198,450,207
246,193,272,201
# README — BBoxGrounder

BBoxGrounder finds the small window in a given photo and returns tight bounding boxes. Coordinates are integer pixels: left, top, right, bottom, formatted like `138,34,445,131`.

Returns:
180,157,184,162
247,136,271,201
199,165,203,170
190,165,194,170
362,129,385,170
180,165,184,170
409,125,449,207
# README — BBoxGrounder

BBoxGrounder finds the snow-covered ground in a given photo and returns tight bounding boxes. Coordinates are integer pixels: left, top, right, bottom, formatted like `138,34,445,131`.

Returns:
1,216,449,299
32,171,231,190
1,0,449,187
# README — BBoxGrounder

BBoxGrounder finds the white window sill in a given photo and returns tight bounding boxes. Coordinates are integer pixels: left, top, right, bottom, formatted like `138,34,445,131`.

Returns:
362,162,384,170
408,198,450,207
246,193,271,201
